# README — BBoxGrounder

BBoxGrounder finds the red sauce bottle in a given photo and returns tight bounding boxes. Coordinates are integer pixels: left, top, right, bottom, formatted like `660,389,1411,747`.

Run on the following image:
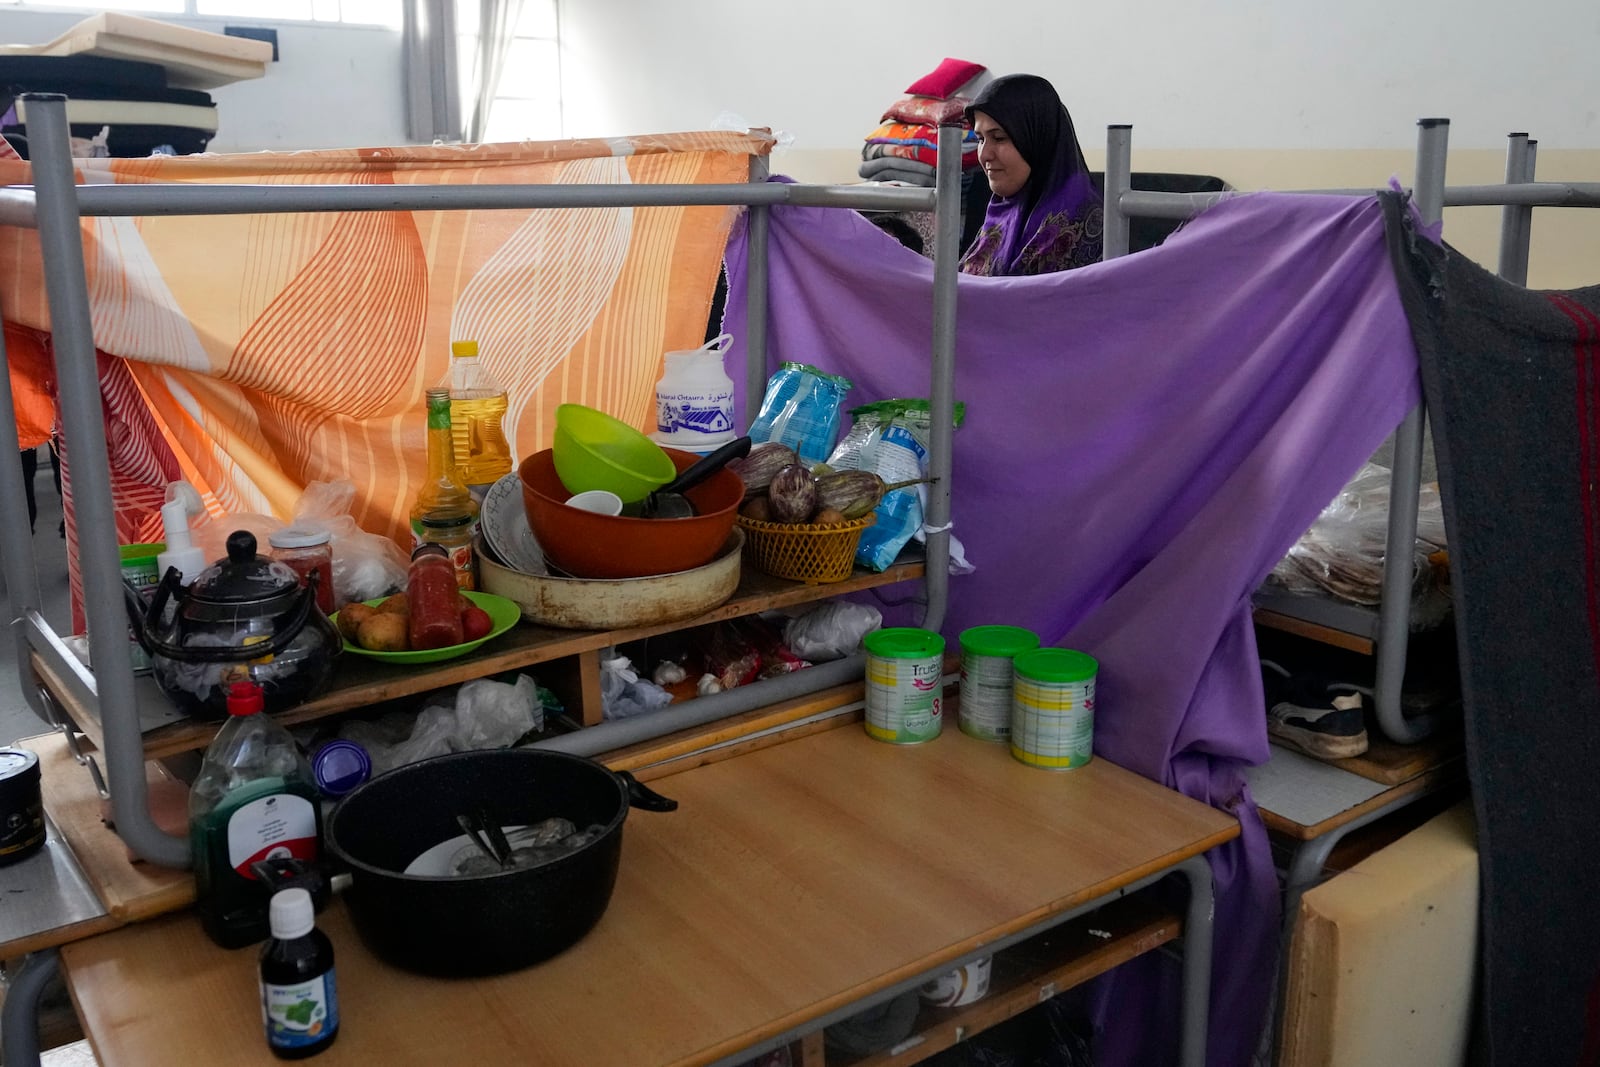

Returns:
407,544,464,651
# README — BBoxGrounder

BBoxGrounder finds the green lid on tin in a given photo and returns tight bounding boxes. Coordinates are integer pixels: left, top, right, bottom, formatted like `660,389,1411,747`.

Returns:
863,627,946,659
1013,648,1098,683
959,625,1041,659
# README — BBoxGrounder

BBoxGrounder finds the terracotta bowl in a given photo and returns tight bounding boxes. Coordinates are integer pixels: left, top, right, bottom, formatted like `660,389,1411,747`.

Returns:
520,448,743,579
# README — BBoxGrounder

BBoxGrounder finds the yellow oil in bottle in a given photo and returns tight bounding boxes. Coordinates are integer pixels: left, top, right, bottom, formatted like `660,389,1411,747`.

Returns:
450,393,512,485
444,339,513,486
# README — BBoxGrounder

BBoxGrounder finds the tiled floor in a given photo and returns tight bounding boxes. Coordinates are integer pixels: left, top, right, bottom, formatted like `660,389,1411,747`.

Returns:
41,1039,97,1066
1,447,72,746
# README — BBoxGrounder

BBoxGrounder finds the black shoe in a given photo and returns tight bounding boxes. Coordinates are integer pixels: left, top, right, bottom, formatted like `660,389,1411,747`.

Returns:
1261,659,1370,760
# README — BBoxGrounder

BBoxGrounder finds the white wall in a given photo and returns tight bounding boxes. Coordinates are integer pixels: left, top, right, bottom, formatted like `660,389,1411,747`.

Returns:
558,0,1600,153
0,10,406,152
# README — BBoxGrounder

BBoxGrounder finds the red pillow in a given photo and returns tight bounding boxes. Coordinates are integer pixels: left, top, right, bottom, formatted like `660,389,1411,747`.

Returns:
904,58,986,100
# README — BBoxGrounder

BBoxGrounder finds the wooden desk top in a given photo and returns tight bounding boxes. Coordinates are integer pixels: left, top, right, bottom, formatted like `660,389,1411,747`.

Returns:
63,725,1237,1067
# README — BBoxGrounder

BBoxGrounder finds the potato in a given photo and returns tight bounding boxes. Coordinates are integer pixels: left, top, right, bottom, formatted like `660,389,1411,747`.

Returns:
741,497,771,522
357,612,410,652
377,592,410,616
811,508,846,526
335,602,376,643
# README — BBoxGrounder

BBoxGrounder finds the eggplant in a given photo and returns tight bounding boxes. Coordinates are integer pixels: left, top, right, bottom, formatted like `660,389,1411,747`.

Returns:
767,464,818,523
814,471,929,519
727,442,799,499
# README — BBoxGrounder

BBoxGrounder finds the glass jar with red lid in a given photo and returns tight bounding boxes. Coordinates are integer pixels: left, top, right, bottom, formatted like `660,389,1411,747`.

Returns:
268,526,335,614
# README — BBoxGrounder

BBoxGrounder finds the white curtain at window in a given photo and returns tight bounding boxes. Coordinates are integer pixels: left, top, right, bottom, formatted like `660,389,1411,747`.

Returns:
402,0,462,142
460,0,527,144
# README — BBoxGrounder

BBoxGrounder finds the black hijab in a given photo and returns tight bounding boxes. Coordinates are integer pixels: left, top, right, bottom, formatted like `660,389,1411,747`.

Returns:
961,75,1102,275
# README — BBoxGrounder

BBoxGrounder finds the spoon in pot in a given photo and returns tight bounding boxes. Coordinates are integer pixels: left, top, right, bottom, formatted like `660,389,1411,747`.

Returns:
625,436,752,519
455,813,508,869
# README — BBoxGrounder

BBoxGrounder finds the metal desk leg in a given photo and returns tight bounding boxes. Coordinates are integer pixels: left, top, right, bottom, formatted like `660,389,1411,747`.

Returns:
1267,788,1441,1059
1176,855,1215,1067
1,948,61,1067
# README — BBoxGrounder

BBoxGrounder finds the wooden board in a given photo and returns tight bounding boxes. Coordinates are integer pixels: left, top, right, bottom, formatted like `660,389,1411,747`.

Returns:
1318,726,1465,786
27,732,194,923
63,729,1237,1067
46,560,925,761
1253,608,1374,654
0,12,272,89
1258,762,1465,841
839,895,1181,1067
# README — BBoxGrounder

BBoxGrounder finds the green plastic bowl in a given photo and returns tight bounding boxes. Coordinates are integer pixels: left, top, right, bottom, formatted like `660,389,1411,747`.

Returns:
552,404,676,504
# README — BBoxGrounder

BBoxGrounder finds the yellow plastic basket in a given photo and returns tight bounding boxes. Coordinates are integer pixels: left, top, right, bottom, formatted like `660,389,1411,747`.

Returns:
736,513,876,584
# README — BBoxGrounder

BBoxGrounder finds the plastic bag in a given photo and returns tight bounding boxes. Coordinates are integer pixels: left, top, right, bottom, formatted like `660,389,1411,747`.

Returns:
290,480,410,603
827,400,970,573
600,652,674,720
747,362,853,466
336,674,544,774
785,602,882,661
184,479,408,604
1267,462,1451,629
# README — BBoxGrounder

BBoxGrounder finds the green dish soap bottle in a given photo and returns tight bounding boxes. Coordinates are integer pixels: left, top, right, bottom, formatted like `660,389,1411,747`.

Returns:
189,680,323,949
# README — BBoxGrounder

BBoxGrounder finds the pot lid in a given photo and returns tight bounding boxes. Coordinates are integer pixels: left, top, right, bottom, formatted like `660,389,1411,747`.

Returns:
188,530,303,606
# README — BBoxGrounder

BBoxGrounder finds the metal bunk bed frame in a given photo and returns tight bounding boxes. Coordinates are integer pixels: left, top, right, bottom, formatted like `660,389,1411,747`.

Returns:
0,94,965,871
1103,117,1600,745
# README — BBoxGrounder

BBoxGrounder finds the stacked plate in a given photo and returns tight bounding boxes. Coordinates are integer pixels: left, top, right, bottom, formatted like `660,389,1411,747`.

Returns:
478,472,547,576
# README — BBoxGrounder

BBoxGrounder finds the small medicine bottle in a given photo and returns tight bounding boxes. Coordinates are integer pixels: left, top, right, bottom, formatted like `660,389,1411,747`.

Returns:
259,887,340,1059
268,527,335,614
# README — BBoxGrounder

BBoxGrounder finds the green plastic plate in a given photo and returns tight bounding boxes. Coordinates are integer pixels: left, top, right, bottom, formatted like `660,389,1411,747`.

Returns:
331,590,522,665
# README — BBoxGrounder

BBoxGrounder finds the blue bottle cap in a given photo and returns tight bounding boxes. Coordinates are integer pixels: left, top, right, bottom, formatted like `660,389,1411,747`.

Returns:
313,740,371,797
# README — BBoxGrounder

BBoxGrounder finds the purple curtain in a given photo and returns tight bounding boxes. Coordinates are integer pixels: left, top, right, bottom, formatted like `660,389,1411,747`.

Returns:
722,188,1421,1065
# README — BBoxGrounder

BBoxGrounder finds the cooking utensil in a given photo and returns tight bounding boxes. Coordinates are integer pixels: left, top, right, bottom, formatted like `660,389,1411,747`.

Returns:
123,529,341,720
477,529,743,631
625,435,751,519
326,748,677,977
455,813,508,869
478,806,514,865
520,448,743,579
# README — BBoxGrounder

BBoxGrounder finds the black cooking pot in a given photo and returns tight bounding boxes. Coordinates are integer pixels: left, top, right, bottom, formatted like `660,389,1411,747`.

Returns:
325,748,676,977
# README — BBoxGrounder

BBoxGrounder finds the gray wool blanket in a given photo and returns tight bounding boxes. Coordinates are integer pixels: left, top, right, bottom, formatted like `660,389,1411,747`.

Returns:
1382,190,1600,1066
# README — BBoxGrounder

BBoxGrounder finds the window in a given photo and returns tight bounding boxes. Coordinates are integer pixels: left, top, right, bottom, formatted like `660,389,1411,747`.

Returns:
0,0,403,26
480,0,562,143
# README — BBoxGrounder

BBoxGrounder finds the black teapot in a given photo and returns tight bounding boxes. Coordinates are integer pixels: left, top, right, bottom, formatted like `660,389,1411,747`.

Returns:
124,530,341,721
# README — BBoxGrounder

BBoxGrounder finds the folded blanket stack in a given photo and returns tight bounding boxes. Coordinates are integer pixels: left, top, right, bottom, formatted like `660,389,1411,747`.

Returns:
858,57,988,187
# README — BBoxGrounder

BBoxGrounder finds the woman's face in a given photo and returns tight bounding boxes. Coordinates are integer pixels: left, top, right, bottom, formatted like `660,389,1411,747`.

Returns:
973,111,1030,198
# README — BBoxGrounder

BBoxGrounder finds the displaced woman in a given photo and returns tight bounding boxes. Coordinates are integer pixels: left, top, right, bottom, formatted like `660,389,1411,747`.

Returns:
960,74,1104,276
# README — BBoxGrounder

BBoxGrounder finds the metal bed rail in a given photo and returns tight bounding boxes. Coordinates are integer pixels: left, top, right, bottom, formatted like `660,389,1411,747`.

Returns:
0,93,964,866
1098,117,1599,746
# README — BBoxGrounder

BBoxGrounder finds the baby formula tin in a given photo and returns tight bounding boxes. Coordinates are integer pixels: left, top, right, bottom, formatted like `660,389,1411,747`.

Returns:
1010,648,1098,770
957,625,1040,741
863,627,946,744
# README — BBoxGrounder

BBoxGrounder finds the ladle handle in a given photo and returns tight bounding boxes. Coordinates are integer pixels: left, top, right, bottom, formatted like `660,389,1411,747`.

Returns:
663,436,751,496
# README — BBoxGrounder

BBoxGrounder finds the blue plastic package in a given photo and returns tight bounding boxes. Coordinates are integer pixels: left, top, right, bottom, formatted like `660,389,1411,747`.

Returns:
747,362,852,466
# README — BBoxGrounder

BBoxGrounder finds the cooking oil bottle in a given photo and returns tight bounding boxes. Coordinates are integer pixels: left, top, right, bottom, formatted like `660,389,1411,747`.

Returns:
409,387,479,548
443,339,512,492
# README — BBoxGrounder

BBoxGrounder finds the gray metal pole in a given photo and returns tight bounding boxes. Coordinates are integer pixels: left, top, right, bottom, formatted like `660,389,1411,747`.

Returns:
55,180,932,217
743,150,771,430
919,123,961,634
1177,855,1215,1067
24,94,188,866
1102,125,1133,259
0,327,48,719
1497,133,1533,284
0,948,59,1067
1371,118,1448,746
534,655,865,757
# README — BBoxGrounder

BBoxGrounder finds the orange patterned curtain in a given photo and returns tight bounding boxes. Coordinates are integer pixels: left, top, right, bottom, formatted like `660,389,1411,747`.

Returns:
0,131,769,628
